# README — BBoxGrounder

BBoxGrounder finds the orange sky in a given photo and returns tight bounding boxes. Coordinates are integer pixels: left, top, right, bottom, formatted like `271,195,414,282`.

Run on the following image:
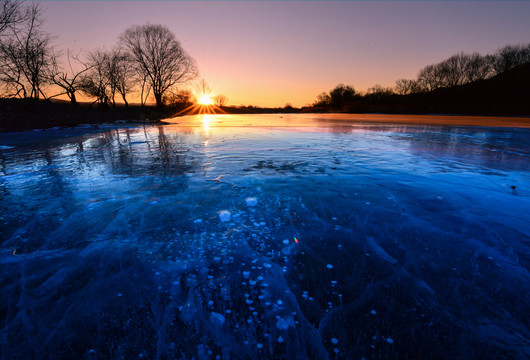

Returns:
43,1,530,107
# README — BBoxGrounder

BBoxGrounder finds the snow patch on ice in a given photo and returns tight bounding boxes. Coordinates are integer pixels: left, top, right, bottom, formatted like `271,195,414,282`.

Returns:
218,210,231,222
245,197,258,206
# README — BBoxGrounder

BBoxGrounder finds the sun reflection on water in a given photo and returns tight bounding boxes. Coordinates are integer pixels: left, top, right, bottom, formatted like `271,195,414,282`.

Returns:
202,114,212,137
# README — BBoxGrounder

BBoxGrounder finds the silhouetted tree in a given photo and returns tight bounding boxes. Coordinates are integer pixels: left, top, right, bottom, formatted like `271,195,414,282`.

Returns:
312,84,357,111
139,74,151,106
0,3,55,99
413,48,524,94
283,102,297,113
80,49,111,106
462,53,493,83
105,48,134,107
329,84,356,110
365,84,394,98
0,37,25,97
490,44,530,75
119,24,197,107
394,78,421,95
113,53,135,108
437,53,493,87
49,50,93,104
0,0,25,33
163,89,194,106
417,64,445,92
213,94,227,107
314,92,330,106
438,53,469,87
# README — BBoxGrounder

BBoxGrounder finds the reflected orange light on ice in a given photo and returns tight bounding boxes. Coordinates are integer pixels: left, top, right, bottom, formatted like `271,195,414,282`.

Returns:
202,114,212,135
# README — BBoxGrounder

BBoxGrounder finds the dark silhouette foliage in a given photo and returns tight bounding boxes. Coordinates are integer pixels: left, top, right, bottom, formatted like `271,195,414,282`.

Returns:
329,84,357,110
315,84,358,111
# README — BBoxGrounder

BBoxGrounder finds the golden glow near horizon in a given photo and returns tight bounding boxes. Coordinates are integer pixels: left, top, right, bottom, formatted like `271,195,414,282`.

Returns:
171,82,227,117
197,94,214,105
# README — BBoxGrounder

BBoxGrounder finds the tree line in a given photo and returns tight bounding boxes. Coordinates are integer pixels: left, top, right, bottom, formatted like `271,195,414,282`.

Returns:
0,1,198,108
395,45,530,95
314,43,530,111
2,1,528,113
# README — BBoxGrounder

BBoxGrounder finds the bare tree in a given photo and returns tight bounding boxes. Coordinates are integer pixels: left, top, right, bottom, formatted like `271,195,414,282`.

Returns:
462,53,493,83
164,88,194,106
110,49,135,108
103,48,135,107
439,53,469,87
119,24,198,107
49,50,93,104
0,36,26,97
366,84,394,97
437,52,492,87
415,52,494,92
0,0,25,33
213,94,227,107
80,49,111,106
139,74,151,106
0,3,55,99
416,64,445,92
394,78,421,95
490,44,530,75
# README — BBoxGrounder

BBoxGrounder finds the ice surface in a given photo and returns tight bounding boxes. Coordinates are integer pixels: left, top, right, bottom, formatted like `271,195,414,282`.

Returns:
245,197,258,207
366,236,398,265
218,210,231,222
1,114,530,359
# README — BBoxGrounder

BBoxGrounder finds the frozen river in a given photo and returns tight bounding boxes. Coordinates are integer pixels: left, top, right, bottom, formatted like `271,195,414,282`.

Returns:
1,114,530,359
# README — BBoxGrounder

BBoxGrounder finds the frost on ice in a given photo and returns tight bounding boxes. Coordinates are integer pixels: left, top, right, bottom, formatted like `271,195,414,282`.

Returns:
1,119,529,359
218,210,231,222
245,197,258,207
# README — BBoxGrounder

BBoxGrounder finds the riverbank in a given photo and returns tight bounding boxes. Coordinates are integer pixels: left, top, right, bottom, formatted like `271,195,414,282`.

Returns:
2,98,530,133
0,99,179,132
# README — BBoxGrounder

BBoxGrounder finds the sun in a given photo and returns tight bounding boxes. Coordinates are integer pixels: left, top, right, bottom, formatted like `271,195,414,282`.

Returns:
197,94,214,105
170,79,227,116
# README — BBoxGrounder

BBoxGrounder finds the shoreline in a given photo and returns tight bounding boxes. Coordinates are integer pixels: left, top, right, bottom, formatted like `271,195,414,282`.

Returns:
162,113,530,129
2,98,530,133
2,113,530,135
309,113,530,128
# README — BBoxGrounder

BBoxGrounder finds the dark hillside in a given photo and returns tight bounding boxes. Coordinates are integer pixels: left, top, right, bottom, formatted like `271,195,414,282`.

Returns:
412,62,530,115
330,64,530,116
341,63,530,116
